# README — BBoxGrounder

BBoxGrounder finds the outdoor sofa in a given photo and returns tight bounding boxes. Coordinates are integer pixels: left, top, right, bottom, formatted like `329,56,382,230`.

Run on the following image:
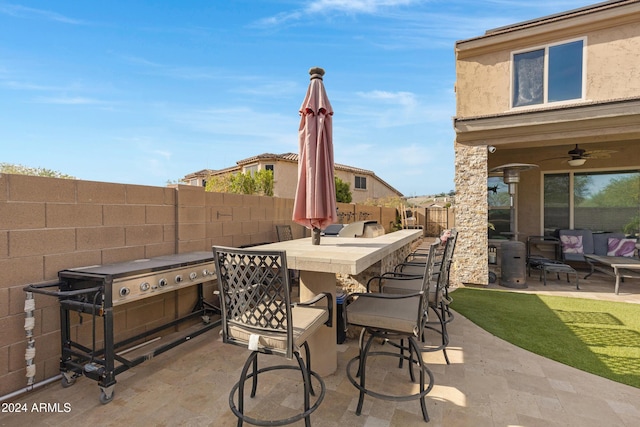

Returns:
558,229,636,263
559,229,640,294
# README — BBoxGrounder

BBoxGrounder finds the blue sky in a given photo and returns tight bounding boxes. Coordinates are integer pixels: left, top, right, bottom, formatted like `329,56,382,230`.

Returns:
1,0,595,196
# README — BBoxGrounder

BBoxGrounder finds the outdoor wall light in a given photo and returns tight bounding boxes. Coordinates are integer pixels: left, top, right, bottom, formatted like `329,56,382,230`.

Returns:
487,145,497,153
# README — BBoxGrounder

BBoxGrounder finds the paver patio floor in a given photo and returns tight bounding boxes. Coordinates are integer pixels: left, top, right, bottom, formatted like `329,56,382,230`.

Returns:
1,267,639,427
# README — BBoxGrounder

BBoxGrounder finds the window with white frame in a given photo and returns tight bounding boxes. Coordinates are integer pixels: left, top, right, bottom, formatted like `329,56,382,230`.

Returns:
512,39,584,108
355,176,367,190
243,164,258,175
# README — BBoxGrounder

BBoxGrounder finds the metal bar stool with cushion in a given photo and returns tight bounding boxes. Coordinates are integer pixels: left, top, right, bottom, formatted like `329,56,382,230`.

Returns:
213,246,333,427
276,224,294,242
378,231,458,365
345,242,437,423
394,229,458,326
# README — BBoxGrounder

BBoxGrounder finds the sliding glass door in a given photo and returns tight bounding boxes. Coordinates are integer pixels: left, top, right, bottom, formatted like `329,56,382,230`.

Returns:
543,170,640,236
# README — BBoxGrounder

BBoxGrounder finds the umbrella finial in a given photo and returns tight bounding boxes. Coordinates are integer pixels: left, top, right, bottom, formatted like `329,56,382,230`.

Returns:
309,67,325,80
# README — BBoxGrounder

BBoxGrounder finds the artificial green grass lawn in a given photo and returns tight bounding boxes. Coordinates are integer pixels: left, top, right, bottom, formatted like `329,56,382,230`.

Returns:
449,287,640,388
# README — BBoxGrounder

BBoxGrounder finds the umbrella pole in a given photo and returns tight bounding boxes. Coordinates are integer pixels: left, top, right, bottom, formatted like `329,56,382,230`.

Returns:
312,227,321,245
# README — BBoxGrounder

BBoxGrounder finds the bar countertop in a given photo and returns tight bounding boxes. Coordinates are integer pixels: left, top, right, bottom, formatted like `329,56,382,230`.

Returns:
257,229,422,275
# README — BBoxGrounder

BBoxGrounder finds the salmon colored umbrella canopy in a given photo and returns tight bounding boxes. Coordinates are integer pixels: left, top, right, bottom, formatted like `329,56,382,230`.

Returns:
292,67,337,240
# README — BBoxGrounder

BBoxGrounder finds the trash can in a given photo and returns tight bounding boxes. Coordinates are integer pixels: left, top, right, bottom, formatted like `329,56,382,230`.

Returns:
336,292,347,344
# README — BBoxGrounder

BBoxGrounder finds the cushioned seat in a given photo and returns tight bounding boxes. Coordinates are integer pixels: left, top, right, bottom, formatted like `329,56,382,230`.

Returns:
346,295,421,335
344,241,439,423
228,305,329,352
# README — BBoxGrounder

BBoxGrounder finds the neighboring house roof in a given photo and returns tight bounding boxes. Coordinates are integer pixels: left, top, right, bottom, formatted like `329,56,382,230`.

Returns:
183,152,403,196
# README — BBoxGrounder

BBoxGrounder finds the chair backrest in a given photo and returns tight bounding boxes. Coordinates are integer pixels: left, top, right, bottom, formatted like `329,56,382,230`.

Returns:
437,229,458,291
419,241,441,326
276,225,294,242
213,246,294,358
558,229,592,261
526,235,559,259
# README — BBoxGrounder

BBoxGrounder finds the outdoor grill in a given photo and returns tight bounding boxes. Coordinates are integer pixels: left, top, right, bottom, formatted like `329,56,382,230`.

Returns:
24,251,219,404
338,220,385,238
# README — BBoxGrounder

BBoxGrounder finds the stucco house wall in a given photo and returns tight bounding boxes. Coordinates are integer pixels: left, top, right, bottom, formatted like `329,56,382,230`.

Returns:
453,0,640,286
456,2,640,118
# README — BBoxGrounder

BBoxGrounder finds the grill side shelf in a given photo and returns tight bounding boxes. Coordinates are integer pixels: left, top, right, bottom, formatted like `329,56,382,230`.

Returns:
24,281,103,298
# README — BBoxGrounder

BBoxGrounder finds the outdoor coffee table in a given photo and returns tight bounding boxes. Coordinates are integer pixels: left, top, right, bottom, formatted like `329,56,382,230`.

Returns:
584,254,640,294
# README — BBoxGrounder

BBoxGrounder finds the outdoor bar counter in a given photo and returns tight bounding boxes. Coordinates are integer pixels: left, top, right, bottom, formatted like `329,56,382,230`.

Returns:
258,228,422,376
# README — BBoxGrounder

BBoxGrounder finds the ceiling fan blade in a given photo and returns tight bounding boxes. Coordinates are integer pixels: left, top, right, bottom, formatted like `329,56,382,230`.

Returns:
583,149,617,159
540,156,571,162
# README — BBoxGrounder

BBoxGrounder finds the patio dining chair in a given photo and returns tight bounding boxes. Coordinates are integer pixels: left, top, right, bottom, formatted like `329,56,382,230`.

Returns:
373,231,458,365
276,224,294,242
213,246,333,427
345,241,437,423
394,229,458,325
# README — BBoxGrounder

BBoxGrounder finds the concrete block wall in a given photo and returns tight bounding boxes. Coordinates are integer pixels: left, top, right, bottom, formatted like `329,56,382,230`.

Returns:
0,174,400,397
0,174,180,396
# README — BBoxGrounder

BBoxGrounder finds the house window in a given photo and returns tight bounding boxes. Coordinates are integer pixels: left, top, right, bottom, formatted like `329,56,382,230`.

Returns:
512,39,584,108
543,170,640,235
543,173,570,234
244,164,258,175
355,176,367,190
488,176,510,239
264,164,274,172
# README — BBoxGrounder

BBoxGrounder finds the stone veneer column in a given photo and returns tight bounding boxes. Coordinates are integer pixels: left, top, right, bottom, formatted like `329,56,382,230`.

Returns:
452,143,488,286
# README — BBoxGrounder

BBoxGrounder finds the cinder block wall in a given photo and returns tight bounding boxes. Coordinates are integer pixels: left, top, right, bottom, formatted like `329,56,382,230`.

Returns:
0,174,179,396
0,174,399,397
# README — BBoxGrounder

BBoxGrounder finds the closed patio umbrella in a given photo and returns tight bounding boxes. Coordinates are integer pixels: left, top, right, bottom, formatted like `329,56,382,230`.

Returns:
293,67,337,245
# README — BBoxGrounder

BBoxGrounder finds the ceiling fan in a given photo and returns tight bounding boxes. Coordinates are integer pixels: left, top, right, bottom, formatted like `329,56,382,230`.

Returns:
546,144,617,166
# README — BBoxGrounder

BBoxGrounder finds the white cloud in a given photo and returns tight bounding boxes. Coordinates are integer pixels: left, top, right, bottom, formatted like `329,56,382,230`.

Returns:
117,54,164,68
253,0,424,27
169,106,299,149
357,90,418,108
341,88,453,129
308,0,422,14
0,4,85,25
152,150,172,160
33,96,108,105
2,80,64,91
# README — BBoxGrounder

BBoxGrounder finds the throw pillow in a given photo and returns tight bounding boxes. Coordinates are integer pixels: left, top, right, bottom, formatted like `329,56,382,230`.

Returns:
607,238,637,257
560,235,584,254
